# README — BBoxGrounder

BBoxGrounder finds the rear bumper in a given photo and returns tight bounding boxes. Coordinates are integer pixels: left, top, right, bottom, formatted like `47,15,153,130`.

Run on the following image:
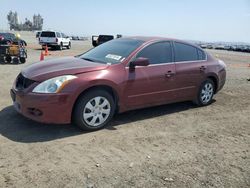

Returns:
10,89,73,124
39,42,59,47
217,69,226,92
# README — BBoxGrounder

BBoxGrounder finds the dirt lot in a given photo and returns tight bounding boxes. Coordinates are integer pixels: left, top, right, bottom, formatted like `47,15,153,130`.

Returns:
0,32,249,188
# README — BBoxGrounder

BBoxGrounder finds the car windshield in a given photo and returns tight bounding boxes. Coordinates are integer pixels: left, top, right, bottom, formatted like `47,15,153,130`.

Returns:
79,38,144,64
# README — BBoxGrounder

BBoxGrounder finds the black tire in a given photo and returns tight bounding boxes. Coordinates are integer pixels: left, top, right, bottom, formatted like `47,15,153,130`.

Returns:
58,43,63,50
20,57,26,63
194,79,215,106
12,57,19,64
5,55,11,63
67,42,71,49
73,89,116,131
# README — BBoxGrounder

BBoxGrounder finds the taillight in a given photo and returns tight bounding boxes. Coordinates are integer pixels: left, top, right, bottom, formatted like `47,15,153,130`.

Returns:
56,38,58,42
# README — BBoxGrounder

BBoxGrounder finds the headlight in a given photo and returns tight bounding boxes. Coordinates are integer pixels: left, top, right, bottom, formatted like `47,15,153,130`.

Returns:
32,75,77,93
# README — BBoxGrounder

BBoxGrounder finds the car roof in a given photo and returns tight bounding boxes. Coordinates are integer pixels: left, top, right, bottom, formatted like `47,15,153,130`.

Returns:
125,36,179,42
41,31,56,32
41,31,63,33
0,33,15,38
0,32,15,35
123,36,201,48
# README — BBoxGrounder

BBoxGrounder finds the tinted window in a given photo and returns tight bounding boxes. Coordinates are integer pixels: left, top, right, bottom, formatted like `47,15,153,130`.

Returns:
0,33,15,40
41,32,56,37
79,38,144,64
137,42,172,64
61,33,67,38
197,49,206,60
174,42,199,62
99,35,114,41
56,32,61,38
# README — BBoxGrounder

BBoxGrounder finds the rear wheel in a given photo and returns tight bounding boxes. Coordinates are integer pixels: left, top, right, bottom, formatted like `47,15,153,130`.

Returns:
67,42,71,49
58,43,63,50
195,79,215,106
20,57,26,63
73,89,115,131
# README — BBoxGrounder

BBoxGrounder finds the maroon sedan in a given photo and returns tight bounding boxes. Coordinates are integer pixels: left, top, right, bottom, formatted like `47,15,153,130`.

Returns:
10,37,226,130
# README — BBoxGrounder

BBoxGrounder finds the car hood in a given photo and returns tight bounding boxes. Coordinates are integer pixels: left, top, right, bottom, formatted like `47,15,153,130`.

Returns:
22,56,108,81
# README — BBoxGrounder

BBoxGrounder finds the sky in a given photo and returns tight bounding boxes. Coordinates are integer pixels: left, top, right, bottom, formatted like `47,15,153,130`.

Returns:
0,0,249,42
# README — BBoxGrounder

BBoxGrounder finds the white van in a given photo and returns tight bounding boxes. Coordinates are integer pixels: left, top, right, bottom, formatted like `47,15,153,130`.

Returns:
39,31,71,50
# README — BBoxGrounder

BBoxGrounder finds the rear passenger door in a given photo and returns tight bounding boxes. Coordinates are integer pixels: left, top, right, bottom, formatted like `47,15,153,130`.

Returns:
173,42,207,100
61,33,68,45
56,32,61,44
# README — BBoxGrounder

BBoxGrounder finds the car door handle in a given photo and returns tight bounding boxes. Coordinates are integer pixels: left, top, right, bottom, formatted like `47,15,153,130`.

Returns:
200,66,206,72
165,71,175,78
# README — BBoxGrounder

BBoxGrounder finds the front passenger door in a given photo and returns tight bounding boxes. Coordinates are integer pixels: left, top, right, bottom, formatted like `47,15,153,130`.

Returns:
124,41,177,109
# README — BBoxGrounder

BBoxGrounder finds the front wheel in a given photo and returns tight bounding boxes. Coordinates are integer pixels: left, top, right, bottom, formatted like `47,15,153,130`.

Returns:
73,89,115,131
20,57,26,63
195,79,215,106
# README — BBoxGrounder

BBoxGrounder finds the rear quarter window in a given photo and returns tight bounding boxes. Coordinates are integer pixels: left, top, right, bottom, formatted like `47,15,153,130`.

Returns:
174,42,200,62
197,49,206,60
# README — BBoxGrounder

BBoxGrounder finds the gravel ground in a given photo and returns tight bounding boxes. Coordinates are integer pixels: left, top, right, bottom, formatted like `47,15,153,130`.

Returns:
0,32,249,188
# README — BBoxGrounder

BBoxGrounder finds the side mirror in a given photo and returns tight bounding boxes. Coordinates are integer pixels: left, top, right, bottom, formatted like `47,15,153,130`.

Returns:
129,57,149,69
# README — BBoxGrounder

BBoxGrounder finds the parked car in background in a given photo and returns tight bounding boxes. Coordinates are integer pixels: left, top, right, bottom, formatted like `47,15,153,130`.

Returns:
214,45,225,50
71,36,79,40
0,32,27,46
0,32,16,44
0,33,27,64
92,35,114,47
224,45,231,50
38,31,71,50
206,44,213,49
246,46,250,53
11,37,226,131
197,41,250,53
200,44,207,49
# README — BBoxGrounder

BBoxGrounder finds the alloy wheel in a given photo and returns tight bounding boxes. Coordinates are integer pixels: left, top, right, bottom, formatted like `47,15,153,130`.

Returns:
201,83,214,104
83,96,111,127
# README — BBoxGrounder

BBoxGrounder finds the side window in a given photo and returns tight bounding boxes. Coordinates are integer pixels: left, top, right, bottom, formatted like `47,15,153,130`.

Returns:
197,49,206,60
174,42,199,62
56,32,61,38
137,42,172,64
61,33,66,38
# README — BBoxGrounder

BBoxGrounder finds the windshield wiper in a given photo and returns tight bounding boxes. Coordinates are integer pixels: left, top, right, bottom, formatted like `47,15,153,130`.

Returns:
81,57,107,64
81,57,95,62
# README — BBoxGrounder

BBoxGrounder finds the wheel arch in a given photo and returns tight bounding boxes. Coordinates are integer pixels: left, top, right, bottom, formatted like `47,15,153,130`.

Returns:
71,84,119,121
207,75,218,93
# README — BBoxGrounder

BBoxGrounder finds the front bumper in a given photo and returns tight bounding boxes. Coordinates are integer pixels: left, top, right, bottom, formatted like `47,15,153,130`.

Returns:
10,89,73,124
